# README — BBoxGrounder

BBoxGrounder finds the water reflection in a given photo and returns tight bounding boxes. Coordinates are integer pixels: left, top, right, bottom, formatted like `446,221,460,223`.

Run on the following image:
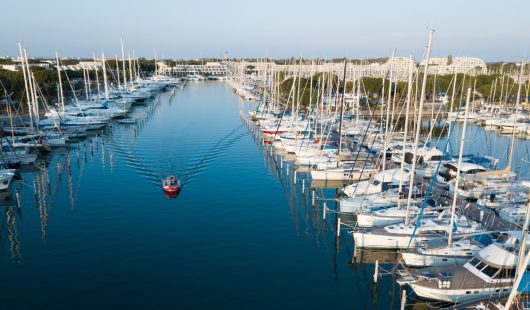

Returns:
0,91,165,264
241,112,394,305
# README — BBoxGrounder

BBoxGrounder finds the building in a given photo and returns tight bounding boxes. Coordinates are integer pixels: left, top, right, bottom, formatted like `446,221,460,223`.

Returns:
420,57,488,75
231,57,416,82
163,62,230,76
0,64,18,71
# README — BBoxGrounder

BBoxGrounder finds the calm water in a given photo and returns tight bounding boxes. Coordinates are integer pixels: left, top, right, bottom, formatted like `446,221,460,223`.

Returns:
0,82,401,310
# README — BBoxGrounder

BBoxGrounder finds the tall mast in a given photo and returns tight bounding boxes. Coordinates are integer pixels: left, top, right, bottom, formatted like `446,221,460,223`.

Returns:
24,48,38,128
154,48,158,77
505,189,530,309
382,48,395,179
338,59,347,162
507,59,525,171
380,68,386,131
115,55,121,89
101,53,109,100
121,37,128,89
86,66,92,100
93,53,100,101
132,51,137,80
136,55,141,80
446,71,457,153
398,56,414,206
355,68,361,127
128,53,133,84
472,78,477,111
55,52,65,115
448,87,471,246
18,43,34,130
83,68,89,99
405,28,434,225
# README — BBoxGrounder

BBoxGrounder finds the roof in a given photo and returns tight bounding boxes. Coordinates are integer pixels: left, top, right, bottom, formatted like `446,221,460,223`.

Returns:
445,162,487,172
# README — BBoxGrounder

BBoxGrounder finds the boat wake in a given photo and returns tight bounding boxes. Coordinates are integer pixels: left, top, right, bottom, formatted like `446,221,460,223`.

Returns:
180,124,245,185
107,127,162,187
108,122,246,190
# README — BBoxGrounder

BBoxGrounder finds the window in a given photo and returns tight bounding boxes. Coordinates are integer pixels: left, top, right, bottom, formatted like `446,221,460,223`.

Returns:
481,265,499,278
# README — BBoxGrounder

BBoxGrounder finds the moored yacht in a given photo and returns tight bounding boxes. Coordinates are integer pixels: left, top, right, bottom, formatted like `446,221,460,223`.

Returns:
402,231,530,303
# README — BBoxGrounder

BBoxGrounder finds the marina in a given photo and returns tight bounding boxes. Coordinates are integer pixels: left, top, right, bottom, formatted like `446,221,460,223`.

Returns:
2,1,530,309
1,48,530,308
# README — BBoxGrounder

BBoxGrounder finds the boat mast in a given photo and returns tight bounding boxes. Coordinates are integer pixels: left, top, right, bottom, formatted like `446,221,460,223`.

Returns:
448,87,471,246
132,51,137,80
507,59,525,172
24,48,39,128
505,189,530,309
121,37,128,90
115,55,121,89
101,53,109,100
82,68,88,100
405,28,434,225
446,71,457,154
86,65,92,100
18,43,34,131
154,48,158,78
382,49,395,179
137,55,141,80
356,67,361,128
128,53,133,85
398,56,414,207
93,53,100,102
55,52,65,115
337,59,347,162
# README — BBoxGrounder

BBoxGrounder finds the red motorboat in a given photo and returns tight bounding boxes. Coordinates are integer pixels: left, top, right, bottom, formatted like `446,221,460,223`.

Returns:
162,176,181,193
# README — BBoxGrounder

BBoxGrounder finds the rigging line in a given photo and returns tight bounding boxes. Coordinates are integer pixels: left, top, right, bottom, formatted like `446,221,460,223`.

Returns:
407,102,464,247
346,75,389,182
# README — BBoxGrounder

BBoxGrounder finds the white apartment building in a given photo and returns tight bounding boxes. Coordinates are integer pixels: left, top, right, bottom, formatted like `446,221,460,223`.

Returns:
420,57,487,75
164,62,229,76
0,64,18,71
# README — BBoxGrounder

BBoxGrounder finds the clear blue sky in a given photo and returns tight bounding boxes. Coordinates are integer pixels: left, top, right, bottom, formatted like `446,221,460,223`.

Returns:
1,0,528,61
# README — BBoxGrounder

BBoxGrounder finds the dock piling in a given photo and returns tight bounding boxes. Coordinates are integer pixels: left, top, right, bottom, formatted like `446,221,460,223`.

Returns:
15,191,20,209
400,290,406,310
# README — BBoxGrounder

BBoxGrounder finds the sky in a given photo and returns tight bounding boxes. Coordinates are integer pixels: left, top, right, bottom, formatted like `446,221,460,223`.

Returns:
1,0,529,62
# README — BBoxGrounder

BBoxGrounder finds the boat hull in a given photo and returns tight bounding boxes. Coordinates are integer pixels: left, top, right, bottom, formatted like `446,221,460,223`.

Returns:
408,283,506,303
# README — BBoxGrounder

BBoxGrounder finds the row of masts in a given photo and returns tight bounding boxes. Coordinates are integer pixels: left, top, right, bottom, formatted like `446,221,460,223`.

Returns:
240,28,530,308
